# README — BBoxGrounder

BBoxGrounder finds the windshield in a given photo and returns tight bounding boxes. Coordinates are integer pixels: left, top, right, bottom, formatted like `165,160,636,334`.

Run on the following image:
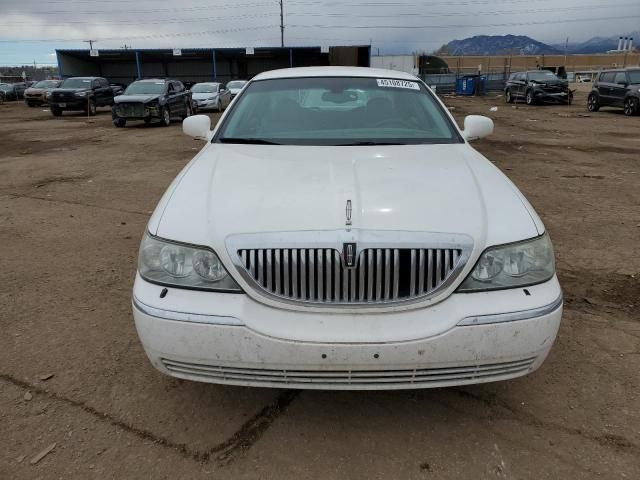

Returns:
124,81,166,95
191,83,219,93
227,81,246,89
629,70,640,84
215,77,461,146
528,71,559,82
61,78,92,88
0,84,12,91
33,80,59,88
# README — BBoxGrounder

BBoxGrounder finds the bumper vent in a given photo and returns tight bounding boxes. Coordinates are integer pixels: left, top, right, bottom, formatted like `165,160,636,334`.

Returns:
237,247,462,305
161,357,537,389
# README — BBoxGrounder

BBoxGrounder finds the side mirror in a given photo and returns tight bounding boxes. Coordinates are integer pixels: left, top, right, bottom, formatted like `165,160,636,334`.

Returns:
462,115,494,141
183,115,211,140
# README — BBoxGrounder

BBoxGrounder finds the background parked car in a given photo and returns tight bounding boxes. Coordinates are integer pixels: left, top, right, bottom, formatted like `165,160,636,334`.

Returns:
49,77,115,116
24,79,62,107
226,80,248,98
587,68,640,116
190,82,231,112
505,70,572,105
112,78,192,127
110,83,125,96
0,83,27,101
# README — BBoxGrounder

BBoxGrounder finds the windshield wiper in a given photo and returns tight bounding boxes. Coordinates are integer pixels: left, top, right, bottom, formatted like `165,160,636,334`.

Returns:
218,137,281,145
336,141,405,146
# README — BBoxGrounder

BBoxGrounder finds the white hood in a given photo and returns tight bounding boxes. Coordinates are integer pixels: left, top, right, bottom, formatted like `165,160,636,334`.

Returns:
151,143,541,261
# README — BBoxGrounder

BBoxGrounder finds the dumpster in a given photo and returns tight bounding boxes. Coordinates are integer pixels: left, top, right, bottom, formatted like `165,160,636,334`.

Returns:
455,75,486,96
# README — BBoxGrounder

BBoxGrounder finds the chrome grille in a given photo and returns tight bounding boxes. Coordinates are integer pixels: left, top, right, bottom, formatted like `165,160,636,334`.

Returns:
237,247,462,305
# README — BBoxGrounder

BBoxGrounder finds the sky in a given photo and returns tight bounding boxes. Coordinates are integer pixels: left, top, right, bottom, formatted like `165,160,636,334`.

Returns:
1,0,640,66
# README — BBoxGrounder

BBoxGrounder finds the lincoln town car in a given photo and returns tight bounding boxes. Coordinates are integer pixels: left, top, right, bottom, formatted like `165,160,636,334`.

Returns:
132,67,562,390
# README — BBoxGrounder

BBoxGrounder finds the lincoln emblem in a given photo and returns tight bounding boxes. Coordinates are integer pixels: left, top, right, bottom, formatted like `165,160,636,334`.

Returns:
343,242,357,268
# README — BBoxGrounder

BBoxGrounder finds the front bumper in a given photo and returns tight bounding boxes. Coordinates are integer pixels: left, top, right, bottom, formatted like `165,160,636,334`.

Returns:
112,105,160,121
50,99,88,110
533,89,572,103
132,275,563,390
25,94,46,104
194,98,218,110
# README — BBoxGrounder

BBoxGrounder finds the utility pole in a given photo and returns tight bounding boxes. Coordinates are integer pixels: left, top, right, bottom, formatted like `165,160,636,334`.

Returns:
84,39,96,50
279,0,284,47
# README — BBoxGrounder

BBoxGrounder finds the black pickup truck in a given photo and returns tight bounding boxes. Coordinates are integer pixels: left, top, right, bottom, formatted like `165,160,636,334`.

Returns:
49,77,115,116
111,79,192,127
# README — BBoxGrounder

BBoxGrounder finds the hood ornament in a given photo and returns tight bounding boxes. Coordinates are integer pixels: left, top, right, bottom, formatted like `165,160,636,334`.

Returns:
345,199,352,228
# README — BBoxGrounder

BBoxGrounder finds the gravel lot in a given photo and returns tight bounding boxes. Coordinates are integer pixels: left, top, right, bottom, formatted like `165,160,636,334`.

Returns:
1,93,639,479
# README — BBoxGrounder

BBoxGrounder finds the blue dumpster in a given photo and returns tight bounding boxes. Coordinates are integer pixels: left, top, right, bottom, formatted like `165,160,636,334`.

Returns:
455,75,487,96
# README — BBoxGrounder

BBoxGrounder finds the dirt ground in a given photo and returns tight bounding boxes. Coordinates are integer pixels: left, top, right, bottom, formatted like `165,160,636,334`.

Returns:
1,91,639,480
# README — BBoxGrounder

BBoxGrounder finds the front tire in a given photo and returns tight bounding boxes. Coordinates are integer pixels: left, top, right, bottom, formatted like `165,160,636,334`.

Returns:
505,89,514,104
50,106,62,117
525,90,536,105
86,98,97,116
623,97,638,116
160,107,171,126
113,118,126,128
26,102,36,108
587,93,600,112
181,101,192,120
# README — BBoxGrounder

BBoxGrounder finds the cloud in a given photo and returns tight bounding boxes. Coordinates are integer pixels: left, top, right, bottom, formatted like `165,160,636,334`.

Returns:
1,0,639,64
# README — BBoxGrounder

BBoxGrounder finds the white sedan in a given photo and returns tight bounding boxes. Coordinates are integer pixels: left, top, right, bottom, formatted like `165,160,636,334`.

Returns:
190,82,231,112
226,79,247,98
132,67,562,390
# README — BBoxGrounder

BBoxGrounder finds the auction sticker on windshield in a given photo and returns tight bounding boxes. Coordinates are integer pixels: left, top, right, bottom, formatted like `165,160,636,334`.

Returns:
376,79,420,90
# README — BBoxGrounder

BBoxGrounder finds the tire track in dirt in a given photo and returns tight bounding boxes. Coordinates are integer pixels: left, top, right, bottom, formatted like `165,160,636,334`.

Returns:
0,373,299,466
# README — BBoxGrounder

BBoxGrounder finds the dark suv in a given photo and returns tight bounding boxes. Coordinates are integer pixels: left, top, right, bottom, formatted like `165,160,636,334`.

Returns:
587,69,640,116
49,77,115,116
111,79,192,127
505,70,572,105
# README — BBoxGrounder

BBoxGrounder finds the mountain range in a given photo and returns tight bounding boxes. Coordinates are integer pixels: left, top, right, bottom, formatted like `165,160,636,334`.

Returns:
551,32,639,54
440,33,639,56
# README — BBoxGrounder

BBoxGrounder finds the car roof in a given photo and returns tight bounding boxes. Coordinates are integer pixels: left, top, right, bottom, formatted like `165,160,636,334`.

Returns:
193,82,220,85
252,66,420,81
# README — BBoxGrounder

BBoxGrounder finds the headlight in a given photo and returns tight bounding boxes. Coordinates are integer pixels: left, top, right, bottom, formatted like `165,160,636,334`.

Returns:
209,95,218,100
75,91,87,97
457,234,555,292
138,232,242,292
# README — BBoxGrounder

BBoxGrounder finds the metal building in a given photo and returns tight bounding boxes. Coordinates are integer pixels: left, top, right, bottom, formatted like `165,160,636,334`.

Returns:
55,46,371,85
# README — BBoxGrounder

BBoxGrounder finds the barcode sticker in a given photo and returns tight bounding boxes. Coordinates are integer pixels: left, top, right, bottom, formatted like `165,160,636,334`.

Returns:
376,78,420,90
